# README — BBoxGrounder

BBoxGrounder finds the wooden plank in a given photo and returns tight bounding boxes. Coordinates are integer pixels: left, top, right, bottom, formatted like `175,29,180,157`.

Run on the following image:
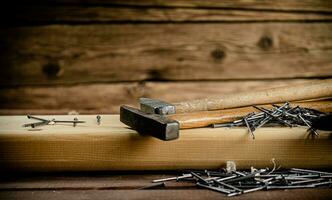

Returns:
0,80,320,114
0,172,192,191
17,0,332,12
0,174,192,189
0,115,331,171
9,6,332,24
1,23,332,85
1,189,332,200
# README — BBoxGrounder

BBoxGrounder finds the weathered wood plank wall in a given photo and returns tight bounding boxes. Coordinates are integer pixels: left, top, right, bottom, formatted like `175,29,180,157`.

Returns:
0,0,332,114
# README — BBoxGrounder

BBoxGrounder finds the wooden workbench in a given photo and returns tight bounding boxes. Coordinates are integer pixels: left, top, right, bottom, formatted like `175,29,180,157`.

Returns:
1,172,332,200
0,115,331,199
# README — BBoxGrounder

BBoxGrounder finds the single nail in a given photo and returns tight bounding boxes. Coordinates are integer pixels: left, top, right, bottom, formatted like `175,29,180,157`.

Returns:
73,117,78,127
152,174,192,183
224,169,266,184
290,168,332,175
97,115,101,125
244,117,255,139
213,179,242,192
290,178,324,185
191,172,210,185
215,175,238,182
297,114,319,136
311,180,332,187
267,185,314,190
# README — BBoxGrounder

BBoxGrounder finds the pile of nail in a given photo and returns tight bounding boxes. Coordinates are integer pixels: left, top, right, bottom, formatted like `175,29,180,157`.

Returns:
152,168,332,197
213,102,325,139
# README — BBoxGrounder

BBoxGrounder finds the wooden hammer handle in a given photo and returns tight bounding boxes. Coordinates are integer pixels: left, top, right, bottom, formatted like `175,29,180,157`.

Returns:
170,100,332,129
174,79,332,114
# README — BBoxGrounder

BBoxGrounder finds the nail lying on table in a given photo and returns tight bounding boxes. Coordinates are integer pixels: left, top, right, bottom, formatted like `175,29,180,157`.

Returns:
152,174,192,183
23,115,85,128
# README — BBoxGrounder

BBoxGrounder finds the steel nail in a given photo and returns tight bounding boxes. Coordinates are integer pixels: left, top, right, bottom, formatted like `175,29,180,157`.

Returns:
152,174,192,183
213,179,242,192
243,117,255,139
196,182,232,194
290,168,332,175
191,172,210,185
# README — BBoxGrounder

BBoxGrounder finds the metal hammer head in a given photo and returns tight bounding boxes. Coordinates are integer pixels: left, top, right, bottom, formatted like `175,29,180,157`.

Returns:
120,105,179,141
139,98,176,115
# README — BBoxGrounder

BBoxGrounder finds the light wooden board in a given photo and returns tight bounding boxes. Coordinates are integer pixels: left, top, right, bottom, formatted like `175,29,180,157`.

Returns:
1,23,332,85
0,115,331,171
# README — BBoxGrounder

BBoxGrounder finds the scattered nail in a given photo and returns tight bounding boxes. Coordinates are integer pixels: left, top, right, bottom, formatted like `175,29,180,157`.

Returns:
150,166,332,197
213,102,325,139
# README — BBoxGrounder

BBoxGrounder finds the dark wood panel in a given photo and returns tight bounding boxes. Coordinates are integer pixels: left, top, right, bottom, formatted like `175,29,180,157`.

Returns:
0,174,190,189
15,0,332,12
0,80,317,114
8,6,332,24
1,23,332,85
0,173,332,199
0,189,332,200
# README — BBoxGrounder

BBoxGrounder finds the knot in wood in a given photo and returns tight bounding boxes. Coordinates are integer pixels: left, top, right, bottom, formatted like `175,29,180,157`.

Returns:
211,48,225,61
42,63,61,79
258,36,273,50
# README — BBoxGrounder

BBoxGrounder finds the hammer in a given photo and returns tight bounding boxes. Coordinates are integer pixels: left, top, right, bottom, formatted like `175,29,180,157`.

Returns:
120,79,332,140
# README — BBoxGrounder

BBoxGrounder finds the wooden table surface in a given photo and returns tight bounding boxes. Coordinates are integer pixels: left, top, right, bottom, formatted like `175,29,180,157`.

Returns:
1,172,331,200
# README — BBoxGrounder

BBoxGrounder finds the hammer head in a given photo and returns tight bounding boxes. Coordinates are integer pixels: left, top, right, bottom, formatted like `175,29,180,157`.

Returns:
120,105,179,141
139,97,176,115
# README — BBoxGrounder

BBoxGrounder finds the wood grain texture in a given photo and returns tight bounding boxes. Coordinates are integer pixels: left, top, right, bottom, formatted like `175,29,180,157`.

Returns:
1,23,332,85
17,0,332,12
0,172,331,199
0,174,193,190
0,80,320,114
1,189,332,200
8,6,332,24
0,115,332,171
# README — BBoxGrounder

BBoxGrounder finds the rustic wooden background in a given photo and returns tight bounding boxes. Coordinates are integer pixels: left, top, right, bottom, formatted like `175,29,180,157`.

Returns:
1,0,332,115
